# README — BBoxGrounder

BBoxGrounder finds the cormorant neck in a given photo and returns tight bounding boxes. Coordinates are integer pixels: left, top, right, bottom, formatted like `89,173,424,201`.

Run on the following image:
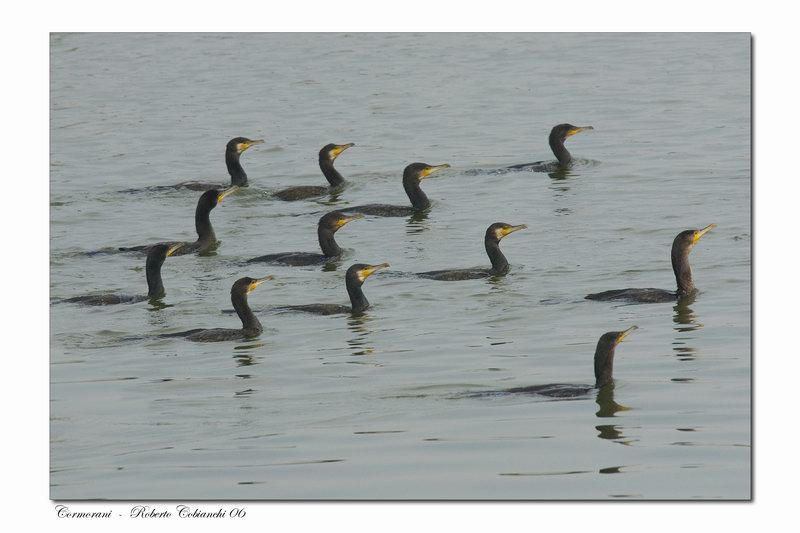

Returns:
226,150,247,187
403,178,430,210
232,291,262,333
485,237,509,275
672,244,694,295
195,201,217,244
549,135,572,166
145,257,165,298
319,157,345,187
594,341,617,389
346,279,370,313
318,226,342,257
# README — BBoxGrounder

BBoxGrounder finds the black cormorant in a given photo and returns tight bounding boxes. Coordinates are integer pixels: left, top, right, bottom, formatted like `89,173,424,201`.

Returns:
508,124,593,172
341,162,450,217
273,143,355,201
162,276,272,342
585,224,716,303
174,137,264,190
59,243,183,305
118,186,239,255
247,211,364,266
278,263,389,315
417,223,527,280
500,326,639,397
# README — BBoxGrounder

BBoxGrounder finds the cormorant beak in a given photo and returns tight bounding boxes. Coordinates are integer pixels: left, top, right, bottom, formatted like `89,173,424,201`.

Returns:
357,263,390,282
248,275,274,294
166,243,184,257
420,164,451,179
238,139,265,152
615,325,639,345
331,143,355,159
693,224,716,244
336,213,365,227
217,186,240,203
566,126,593,137
500,224,528,238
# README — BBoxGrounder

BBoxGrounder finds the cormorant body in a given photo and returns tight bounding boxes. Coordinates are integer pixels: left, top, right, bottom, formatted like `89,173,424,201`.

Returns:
163,276,272,342
247,211,363,266
417,223,527,280
174,137,264,190
279,263,388,315
585,224,716,303
121,137,263,192
341,163,449,217
496,326,638,398
508,124,593,172
60,243,182,306
273,143,355,201
118,187,238,255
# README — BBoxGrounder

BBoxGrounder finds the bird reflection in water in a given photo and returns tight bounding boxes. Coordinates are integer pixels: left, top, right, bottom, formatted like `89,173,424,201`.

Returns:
347,314,375,356
594,384,635,445
673,292,700,361
406,210,430,235
673,292,701,332
548,168,573,216
232,341,266,367
321,260,342,273
317,191,345,205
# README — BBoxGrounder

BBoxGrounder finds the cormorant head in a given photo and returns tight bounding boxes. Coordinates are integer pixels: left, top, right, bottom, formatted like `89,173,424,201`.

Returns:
319,211,364,232
146,242,184,266
346,263,390,287
550,123,594,144
673,224,716,253
227,137,265,155
486,222,528,242
201,186,240,208
600,325,639,348
320,143,355,162
403,162,451,182
232,276,273,297
594,326,638,388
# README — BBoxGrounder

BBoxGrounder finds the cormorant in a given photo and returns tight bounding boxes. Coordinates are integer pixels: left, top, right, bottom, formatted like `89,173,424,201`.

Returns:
118,186,239,255
508,124,593,172
278,263,389,315
417,223,527,280
246,211,364,266
173,137,264,190
121,137,264,192
273,143,355,201
585,224,716,303
162,276,272,342
500,326,639,398
59,243,183,305
340,162,450,217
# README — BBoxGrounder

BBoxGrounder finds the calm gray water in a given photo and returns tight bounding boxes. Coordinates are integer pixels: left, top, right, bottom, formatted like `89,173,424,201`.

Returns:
50,33,751,500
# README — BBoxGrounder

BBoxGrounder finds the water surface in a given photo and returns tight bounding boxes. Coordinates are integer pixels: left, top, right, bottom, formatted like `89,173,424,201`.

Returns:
50,33,750,499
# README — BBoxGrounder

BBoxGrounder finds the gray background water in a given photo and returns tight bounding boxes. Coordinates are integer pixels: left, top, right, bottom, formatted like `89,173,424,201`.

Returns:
50,33,750,499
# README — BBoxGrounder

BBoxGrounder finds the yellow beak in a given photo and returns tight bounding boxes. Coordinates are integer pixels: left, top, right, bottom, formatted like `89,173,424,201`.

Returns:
332,143,355,158
166,243,184,256
693,223,717,244
566,126,594,137
358,263,390,281
248,275,274,293
616,325,639,344
501,224,528,237
217,185,240,203
420,164,451,179
240,139,265,151
337,213,365,227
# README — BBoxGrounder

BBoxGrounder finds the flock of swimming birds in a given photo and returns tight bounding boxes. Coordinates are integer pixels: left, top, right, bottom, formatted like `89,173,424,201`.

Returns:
55,125,716,398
